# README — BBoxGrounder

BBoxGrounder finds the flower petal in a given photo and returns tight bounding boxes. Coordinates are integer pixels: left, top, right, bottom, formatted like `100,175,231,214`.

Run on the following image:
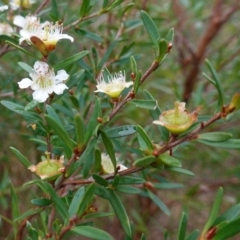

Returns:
55,70,69,82
34,61,49,74
32,89,49,103
18,78,33,89
53,83,68,95
13,15,26,28
57,34,74,42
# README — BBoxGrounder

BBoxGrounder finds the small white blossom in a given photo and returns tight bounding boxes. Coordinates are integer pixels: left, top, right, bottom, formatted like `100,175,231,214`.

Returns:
0,23,13,36
13,15,40,31
95,71,133,99
18,61,69,103
17,20,74,50
101,153,127,174
10,0,36,10
0,5,8,12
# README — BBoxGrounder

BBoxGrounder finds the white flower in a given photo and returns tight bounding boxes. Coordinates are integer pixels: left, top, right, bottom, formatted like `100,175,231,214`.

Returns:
10,0,36,10
0,5,8,12
18,61,69,103
95,71,133,99
18,21,74,50
0,23,13,36
101,153,127,174
13,15,40,30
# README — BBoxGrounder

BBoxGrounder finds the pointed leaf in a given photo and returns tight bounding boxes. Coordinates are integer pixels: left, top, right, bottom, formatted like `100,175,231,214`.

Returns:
105,125,136,139
18,62,33,73
133,155,156,167
74,113,85,148
186,230,200,240
31,198,52,207
158,154,182,167
178,212,187,240
197,132,232,142
68,187,85,218
46,105,62,125
141,10,160,53
92,174,109,187
9,147,31,168
136,125,153,150
203,187,223,233
196,139,240,150
100,130,116,173
115,185,140,194
53,51,89,71
119,176,146,185
71,226,114,240
128,99,157,110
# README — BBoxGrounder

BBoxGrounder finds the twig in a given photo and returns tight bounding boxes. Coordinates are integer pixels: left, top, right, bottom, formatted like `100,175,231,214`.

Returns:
34,0,50,15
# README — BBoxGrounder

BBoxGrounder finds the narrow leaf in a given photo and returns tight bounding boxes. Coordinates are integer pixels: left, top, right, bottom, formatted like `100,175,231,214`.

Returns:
158,154,182,167
196,139,240,150
31,198,52,207
136,125,153,150
68,187,85,218
100,130,116,173
105,125,136,139
178,212,187,240
71,226,114,240
203,187,223,233
133,156,156,167
53,51,89,71
46,105,62,125
92,174,109,187
9,147,31,168
115,185,140,194
129,99,157,110
18,62,33,73
141,10,160,53
119,176,146,185
197,132,232,142
74,113,85,148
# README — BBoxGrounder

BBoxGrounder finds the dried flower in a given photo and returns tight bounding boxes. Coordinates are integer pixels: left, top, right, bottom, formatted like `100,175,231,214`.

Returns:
28,153,64,180
153,101,197,135
18,61,69,103
95,71,133,99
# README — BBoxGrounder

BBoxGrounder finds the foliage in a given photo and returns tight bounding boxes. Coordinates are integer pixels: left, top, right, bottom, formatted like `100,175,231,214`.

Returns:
1,0,240,239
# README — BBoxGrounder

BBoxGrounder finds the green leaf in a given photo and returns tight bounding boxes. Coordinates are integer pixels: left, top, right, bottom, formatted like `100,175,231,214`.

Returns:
98,41,117,70
178,212,187,240
85,97,101,143
136,125,154,151
10,182,20,220
212,216,240,240
77,184,95,217
38,181,69,221
1,100,42,120
83,212,114,219
153,183,184,189
115,185,140,194
9,147,31,168
104,0,124,11
31,198,52,207
128,99,157,110
53,51,89,71
166,166,194,176
133,155,156,167
100,130,117,173
158,154,182,167
46,105,62,125
112,174,120,187
71,226,114,240
106,189,132,236
134,70,142,94
157,38,168,62
166,27,174,43
49,0,59,21
68,187,85,218
119,176,146,185
79,0,90,18
18,62,33,73
141,10,160,54
14,208,42,222
74,113,85,149
130,55,137,74
197,132,232,142
186,230,200,240
203,187,223,233
92,174,109,187
45,115,76,150
143,90,169,142
196,139,240,150
214,203,240,226
75,29,103,42
205,59,225,108
146,189,170,215
105,125,136,139
24,100,39,111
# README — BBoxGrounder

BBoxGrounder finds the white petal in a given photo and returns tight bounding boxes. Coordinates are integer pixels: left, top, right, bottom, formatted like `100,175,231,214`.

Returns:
55,70,69,82
57,34,74,42
152,120,164,126
32,90,49,103
53,83,68,95
34,61,49,74
125,81,134,87
13,15,26,28
18,78,33,89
